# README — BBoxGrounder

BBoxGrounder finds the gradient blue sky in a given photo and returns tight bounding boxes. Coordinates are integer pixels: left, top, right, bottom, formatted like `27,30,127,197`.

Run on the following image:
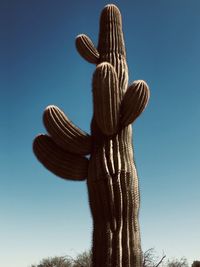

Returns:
1,0,200,266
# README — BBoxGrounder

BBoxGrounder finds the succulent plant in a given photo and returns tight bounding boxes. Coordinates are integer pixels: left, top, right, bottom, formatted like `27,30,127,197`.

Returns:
33,4,150,267
192,261,200,267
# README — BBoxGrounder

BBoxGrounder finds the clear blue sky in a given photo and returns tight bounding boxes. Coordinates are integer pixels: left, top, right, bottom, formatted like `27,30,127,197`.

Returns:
1,0,200,266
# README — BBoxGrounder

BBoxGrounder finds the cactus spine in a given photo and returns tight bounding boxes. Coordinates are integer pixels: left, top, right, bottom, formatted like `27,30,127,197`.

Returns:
33,4,150,267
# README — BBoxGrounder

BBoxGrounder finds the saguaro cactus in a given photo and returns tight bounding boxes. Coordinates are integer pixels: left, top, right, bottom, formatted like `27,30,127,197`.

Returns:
33,4,150,267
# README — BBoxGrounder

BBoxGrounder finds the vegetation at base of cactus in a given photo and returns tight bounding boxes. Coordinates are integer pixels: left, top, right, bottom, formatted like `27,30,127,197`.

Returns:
76,34,99,64
121,80,150,127
33,134,88,180
30,250,92,267
30,249,193,267
166,257,189,267
33,3,150,267
43,105,91,155
142,248,166,267
93,62,120,135
30,256,72,267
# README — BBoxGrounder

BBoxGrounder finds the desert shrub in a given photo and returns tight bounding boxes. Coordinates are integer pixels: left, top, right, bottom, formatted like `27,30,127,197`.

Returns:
73,250,92,267
30,256,72,267
30,251,91,267
166,257,189,267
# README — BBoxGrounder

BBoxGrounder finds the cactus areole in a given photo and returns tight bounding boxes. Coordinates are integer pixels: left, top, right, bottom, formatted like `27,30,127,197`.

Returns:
33,4,150,267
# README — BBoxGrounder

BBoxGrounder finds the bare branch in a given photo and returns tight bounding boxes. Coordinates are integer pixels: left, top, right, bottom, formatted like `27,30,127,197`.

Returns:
154,255,166,267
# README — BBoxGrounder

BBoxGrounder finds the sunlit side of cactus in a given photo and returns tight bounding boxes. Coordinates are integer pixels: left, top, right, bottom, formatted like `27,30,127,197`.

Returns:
33,4,150,267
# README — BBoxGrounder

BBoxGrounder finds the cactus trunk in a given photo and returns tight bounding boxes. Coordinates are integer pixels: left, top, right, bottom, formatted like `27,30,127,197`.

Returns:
88,124,142,267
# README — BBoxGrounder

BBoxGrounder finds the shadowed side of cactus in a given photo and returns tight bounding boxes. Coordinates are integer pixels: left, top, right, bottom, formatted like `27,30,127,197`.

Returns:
33,4,150,267
33,134,88,180
192,261,200,267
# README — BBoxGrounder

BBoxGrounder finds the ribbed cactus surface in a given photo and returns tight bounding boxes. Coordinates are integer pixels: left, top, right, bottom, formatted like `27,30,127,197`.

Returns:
33,4,150,267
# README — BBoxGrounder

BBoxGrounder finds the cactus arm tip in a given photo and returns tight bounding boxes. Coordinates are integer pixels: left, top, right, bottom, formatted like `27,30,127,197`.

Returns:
76,34,99,64
93,62,120,135
120,80,150,126
43,105,92,155
33,134,88,181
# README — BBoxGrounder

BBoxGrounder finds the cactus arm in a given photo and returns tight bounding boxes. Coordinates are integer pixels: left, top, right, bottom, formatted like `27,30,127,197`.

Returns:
76,34,99,64
43,105,92,155
33,134,88,181
120,80,150,127
92,62,120,136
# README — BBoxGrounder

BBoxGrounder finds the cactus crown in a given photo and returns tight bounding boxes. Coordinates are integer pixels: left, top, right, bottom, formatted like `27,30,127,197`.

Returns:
98,4,126,57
